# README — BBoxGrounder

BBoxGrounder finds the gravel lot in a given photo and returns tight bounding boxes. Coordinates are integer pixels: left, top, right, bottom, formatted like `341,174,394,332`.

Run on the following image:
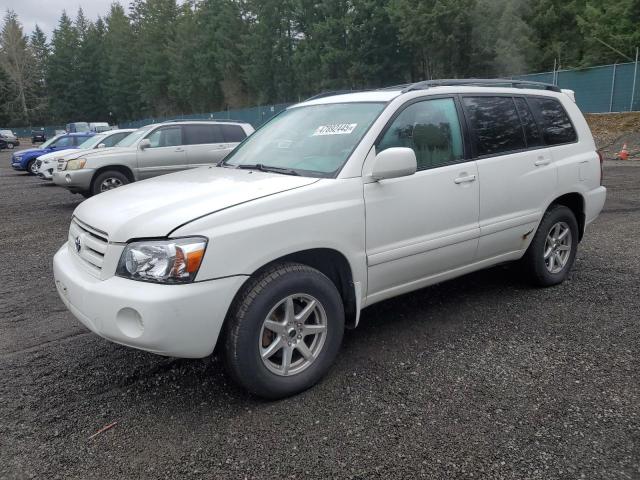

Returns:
1,147,638,480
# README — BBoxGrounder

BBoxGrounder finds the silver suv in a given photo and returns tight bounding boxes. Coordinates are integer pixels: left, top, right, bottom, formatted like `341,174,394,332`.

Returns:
52,120,254,196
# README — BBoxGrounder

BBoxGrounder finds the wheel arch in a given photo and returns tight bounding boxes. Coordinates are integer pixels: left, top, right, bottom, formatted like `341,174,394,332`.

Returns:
548,192,586,241
92,164,135,186
231,248,359,329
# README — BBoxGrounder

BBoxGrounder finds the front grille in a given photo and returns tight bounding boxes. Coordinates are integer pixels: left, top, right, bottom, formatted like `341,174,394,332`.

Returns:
57,159,67,171
69,217,109,277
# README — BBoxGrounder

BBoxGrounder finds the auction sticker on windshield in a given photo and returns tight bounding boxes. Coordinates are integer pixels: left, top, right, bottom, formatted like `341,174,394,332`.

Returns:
312,123,357,136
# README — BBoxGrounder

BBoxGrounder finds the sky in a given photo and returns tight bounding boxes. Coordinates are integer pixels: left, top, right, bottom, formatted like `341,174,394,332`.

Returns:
1,0,129,38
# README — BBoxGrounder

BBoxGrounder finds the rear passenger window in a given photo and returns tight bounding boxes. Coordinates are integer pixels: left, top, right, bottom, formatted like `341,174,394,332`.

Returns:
377,98,464,171
184,125,223,145
462,96,525,156
528,97,577,145
514,97,542,148
221,125,247,143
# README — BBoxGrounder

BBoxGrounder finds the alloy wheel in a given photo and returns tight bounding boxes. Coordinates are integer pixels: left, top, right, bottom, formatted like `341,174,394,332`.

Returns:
543,221,572,274
259,294,328,376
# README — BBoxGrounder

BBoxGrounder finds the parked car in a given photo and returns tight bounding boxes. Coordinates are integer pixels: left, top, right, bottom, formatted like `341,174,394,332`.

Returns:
89,122,111,132
12,132,95,174
36,129,135,180
53,80,606,399
32,129,46,143
66,122,90,133
52,120,254,196
0,130,20,149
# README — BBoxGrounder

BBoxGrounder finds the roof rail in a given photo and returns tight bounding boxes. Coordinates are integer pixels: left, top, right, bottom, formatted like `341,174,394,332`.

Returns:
304,90,363,101
400,78,561,93
160,118,246,124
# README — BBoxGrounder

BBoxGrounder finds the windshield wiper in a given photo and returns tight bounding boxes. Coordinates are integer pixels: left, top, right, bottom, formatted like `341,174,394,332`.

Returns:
235,163,301,176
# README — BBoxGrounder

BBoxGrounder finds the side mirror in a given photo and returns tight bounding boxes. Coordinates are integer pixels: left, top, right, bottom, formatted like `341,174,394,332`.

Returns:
139,139,151,150
97,143,106,149
370,147,417,181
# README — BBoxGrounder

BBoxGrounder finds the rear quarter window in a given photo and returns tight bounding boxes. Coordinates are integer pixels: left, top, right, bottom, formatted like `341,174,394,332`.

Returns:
221,125,247,143
528,97,577,145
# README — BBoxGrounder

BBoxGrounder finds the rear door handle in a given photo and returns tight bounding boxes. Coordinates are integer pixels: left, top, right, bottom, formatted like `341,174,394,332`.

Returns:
175,147,185,152
454,174,477,184
534,157,551,166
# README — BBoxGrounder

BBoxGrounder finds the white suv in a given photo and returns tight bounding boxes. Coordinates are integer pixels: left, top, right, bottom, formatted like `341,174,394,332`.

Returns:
53,80,606,399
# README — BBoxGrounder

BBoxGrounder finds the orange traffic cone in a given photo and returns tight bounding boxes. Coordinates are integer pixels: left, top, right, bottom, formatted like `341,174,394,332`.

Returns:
617,143,629,160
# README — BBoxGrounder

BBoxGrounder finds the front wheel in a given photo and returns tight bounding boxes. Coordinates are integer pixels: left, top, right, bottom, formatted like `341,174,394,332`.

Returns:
91,170,130,195
224,263,345,399
27,160,38,175
522,204,579,287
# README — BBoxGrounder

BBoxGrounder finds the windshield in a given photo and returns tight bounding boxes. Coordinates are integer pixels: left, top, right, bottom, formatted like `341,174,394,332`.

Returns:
69,122,90,132
222,102,386,176
116,125,154,147
77,134,106,149
40,134,64,149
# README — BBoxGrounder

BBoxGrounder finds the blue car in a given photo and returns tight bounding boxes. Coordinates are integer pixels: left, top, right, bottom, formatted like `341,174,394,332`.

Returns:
11,132,95,175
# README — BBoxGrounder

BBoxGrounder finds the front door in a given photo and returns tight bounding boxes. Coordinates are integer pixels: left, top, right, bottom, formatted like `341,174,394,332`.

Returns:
364,97,480,302
137,125,187,179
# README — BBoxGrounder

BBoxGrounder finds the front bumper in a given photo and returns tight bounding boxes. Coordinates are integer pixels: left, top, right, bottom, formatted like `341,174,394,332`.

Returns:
37,166,55,180
11,160,25,171
53,243,246,358
52,169,95,191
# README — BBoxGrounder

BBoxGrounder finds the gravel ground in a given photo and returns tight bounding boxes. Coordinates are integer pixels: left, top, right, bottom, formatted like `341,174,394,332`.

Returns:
1,147,639,480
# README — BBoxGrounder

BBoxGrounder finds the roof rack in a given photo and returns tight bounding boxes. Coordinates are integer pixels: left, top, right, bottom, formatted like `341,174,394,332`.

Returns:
160,118,246,124
400,78,561,93
304,90,364,101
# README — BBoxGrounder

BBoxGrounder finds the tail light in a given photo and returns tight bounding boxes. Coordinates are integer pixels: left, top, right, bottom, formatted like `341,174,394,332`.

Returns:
597,151,604,185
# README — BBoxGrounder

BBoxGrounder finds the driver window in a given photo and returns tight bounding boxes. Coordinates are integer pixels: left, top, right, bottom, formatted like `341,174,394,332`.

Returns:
146,126,182,148
378,98,464,171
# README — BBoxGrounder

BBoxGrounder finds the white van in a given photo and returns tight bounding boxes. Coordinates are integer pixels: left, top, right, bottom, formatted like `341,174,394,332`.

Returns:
53,80,606,399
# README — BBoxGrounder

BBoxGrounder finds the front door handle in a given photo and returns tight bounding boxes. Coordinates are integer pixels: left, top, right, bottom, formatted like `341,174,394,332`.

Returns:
534,157,551,166
454,174,477,184
175,147,185,152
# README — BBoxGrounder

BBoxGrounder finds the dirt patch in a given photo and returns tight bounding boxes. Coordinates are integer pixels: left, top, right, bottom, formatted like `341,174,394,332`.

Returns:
586,112,640,160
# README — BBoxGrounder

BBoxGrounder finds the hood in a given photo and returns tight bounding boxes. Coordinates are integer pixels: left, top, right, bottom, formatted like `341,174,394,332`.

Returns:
73,166,319,242
14,147,46,157
39,149,80,162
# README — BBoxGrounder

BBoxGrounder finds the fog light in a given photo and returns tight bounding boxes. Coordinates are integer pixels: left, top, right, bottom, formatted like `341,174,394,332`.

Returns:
116,307,144,338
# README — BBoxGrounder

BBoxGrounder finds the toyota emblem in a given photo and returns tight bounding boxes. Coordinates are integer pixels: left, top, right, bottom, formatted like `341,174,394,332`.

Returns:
74,236,81,252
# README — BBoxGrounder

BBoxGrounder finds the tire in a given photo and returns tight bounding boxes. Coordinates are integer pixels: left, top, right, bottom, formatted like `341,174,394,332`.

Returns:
7,143,14,150
224,262,345,399
26,160,38,175
91,170,129,195
522,204,579,287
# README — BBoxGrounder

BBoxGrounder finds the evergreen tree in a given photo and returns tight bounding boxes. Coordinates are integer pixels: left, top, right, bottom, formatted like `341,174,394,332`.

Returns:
48,11,80,121
28,25,49,123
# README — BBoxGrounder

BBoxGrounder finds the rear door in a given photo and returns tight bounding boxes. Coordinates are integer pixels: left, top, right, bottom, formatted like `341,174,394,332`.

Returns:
461,95,557,260
136,125,187,179
183,124,226,167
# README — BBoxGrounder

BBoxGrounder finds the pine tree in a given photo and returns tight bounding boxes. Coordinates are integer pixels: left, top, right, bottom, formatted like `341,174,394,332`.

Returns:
48,11,80,121
28,25,49,123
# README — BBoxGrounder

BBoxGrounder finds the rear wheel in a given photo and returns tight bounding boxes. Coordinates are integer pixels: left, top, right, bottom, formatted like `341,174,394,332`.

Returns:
91,170,129,195
6,143,14,150
224,263,344,399
522,204,579,287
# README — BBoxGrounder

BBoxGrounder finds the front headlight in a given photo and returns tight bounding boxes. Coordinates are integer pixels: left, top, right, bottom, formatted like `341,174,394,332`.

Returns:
65,158,86,170
116,237,208,284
